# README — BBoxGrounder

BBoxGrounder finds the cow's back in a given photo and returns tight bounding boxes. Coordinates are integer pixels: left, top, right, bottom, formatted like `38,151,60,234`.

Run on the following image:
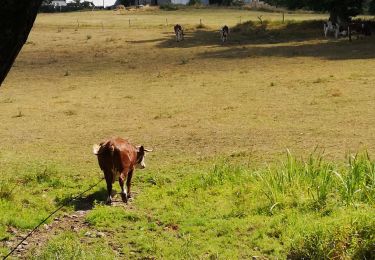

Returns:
97,137,137,175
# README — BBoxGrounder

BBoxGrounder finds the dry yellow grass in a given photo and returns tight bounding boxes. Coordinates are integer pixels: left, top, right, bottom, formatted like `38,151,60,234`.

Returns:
1,8,375,169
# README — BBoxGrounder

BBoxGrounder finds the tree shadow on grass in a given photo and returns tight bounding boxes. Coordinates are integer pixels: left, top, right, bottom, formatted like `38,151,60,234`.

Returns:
197,37,375,60
158,29,226,48
56,187,108,211
157,20,328,48
125,38,166,44
156,19,375,60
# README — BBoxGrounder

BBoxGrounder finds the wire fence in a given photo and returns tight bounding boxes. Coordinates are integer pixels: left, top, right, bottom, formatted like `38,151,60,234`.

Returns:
3,177,104,260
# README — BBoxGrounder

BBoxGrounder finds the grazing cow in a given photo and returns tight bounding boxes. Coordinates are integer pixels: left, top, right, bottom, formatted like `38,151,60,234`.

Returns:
174,24,184,42
220,25,229,43
324,21,340,39
348,22,371,41
93,137,152,204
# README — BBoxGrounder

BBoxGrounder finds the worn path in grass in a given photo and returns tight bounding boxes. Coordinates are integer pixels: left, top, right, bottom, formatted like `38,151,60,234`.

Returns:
2,195,132,259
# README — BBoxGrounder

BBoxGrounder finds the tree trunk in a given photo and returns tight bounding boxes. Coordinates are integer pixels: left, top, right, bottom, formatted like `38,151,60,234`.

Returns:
0,0,43,87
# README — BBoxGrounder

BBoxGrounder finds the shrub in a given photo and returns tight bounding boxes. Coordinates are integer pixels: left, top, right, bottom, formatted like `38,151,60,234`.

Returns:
159,4,180,11
370,1,375,14
188,0,201,5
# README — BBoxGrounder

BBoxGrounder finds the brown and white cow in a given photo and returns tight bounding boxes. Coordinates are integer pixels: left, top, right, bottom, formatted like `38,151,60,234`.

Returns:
174,24,184,42
93,137,152,204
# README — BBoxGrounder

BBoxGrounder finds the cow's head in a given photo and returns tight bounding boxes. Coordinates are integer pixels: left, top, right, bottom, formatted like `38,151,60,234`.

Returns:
136,146,152,169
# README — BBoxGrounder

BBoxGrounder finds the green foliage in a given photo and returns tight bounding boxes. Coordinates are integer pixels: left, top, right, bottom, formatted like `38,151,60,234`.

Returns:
159,4,180,11
369,0,375,14
208,0,237,6
117,0,131,7
264,0,365,21
334,152,375,205
257,150,375,209
289,215,375,259
188,0,202,5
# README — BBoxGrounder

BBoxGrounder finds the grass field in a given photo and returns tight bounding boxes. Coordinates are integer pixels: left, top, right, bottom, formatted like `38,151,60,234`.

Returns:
0,7,375,259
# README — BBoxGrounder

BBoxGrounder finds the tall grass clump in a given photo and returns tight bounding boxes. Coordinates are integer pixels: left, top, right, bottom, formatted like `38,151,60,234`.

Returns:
257,150,333,208
197,160,249,189
257,150,375,209
334,152,375,205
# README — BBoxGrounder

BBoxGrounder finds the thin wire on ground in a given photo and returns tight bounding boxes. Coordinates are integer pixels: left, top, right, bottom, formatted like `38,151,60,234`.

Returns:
3,177,104,260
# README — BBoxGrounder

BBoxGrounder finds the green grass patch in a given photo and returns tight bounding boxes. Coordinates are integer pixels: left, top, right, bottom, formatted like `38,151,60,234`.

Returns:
85,151,375,258
0,157,101,240
29,232,116,259
86,205,141,228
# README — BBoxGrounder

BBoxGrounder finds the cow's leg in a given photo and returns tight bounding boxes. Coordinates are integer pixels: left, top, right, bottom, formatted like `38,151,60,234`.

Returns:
119,171,128,203
126,169,134,199
104,171,113,205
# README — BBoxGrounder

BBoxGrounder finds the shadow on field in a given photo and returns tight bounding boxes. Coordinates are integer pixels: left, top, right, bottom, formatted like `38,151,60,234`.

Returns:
158,29,225,48
56,188,107,211
157,20,375,60
197,38,375,60
125,38,165,44
157,20,327,48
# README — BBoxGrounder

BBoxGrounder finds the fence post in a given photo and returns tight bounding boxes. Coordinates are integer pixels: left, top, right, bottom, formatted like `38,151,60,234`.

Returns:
282,12,285,24
240,16,242,24
200,19,202,26
166,18,168,26
129,18,131,27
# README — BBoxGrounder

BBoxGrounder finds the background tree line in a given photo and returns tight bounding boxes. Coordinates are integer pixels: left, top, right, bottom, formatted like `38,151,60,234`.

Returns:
264,0,375,21
207,0,375,22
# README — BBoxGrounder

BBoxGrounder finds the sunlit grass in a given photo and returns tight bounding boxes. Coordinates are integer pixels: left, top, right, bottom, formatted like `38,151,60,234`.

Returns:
82,151,375,258
1,7,375,258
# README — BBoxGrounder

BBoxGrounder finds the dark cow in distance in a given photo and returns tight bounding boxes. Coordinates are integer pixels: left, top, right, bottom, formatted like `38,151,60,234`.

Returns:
93,137,152,204
220,25,229,43
348,22,372,41
174,24,184,42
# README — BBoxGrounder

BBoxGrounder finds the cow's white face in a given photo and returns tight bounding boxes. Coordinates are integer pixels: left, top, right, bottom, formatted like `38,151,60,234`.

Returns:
136,146,152,169
136,154,146,169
